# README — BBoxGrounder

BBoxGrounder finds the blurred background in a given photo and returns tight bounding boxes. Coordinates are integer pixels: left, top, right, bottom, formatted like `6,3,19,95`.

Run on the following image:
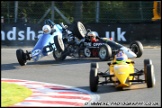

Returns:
1,1,161,24
1,1,161,46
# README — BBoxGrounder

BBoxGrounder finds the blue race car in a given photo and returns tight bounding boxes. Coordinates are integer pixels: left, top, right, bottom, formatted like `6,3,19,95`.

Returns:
16,19,65,66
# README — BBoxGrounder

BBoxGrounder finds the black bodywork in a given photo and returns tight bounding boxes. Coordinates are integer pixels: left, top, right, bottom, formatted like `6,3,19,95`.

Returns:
60,36,122,58
83,37,123,56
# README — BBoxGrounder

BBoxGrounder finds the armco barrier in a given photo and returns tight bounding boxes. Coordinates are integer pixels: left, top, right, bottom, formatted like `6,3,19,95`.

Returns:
1,22,161,46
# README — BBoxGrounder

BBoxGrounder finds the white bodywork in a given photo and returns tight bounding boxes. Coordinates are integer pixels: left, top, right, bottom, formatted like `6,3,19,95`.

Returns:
120,46,137,59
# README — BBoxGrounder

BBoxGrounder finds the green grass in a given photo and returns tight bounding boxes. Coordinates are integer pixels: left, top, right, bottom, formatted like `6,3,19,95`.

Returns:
1,82,33,107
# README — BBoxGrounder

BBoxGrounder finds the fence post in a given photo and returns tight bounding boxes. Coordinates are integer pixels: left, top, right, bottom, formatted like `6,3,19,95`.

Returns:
51,1,55,21
96,1,100,23
14,1,18,23
139,1,143,21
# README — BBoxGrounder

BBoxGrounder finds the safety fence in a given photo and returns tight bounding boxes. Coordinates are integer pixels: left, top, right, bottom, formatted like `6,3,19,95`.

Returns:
1,1,161,25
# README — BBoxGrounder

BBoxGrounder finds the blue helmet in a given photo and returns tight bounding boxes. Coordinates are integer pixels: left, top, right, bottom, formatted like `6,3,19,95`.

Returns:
115,51,128,64
44,19,55,28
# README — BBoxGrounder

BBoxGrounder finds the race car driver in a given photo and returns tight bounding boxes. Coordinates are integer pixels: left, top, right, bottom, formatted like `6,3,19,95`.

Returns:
87,31,98,42
44,19,56,35
115,50,128,65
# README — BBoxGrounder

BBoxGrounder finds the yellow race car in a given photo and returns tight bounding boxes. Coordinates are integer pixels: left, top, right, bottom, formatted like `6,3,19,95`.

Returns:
89,51,156,92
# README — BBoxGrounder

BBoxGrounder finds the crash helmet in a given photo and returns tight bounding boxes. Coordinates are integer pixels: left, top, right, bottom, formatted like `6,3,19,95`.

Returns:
42,25,51,34
44,19,55,28
87,31,97,42
115,51,128,64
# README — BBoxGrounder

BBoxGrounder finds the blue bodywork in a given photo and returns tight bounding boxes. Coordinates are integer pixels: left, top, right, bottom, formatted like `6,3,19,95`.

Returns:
31,24,63,62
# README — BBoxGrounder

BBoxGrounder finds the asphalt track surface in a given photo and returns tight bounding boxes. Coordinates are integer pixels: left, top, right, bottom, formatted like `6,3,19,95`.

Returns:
1,47,161,107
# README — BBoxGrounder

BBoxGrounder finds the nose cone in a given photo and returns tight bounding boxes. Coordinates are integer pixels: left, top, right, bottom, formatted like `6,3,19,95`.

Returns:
120,47,137,58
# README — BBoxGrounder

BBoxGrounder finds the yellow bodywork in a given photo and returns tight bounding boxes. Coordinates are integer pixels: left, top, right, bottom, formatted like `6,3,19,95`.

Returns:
109,59,134,88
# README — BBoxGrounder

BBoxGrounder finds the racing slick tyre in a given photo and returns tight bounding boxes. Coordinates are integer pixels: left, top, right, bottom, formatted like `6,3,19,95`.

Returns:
98,44,112,61
146,64,156,88
91,62,99,69
53,50,66,61
16,49,27,66
71,21,87,39
54,35,65,52
144,59,152,81
130,41,143,58
84,47,91,57
90,68,99,92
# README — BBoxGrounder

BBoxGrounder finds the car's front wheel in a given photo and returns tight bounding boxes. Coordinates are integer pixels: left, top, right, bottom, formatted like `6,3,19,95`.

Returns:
144,59,152,81
16,49,27,66
146,64,156,88
90,68,99,92
84,47,91,57
91,62,99,69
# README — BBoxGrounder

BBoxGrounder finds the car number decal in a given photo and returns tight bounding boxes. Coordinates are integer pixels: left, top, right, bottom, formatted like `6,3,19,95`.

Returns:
32,49,41,56
93,43,104,47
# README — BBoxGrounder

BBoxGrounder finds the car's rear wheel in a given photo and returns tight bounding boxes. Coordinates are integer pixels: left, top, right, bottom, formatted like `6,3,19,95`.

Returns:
130,41,143,58
54,35,65,52
71,21,87,39
53,50,66,61
98,44,112,61
146,64,156,88
16,49,27,66
90,68,99,92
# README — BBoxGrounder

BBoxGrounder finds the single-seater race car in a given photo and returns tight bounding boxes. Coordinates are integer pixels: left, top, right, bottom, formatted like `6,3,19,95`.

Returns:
53,21,144,61
89,50,156,92
16,19,65,66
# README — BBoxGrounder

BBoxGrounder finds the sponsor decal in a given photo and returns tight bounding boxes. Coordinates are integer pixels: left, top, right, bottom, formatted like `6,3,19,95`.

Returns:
32,49,41,56
1,26,127,43
105,27,126,41
1,27,43,41
93,43,104,47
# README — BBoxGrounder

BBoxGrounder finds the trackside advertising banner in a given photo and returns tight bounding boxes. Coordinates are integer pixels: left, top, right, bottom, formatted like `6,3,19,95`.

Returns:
1,23,161,46
1,23,42,46
84,22,161,43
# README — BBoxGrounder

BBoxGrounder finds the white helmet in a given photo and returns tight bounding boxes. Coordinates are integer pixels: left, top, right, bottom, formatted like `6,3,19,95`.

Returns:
87,31,98,37
42,25,51,34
